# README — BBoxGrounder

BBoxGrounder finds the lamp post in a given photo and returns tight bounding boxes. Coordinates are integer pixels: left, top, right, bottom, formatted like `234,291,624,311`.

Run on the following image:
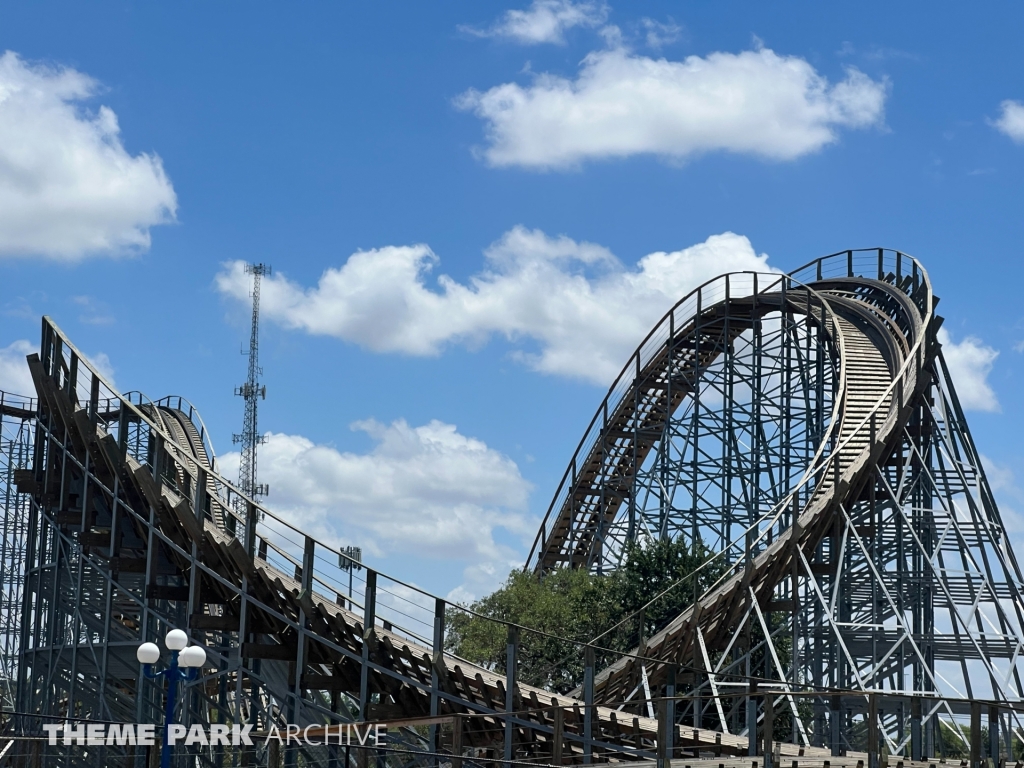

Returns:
136,629,207,768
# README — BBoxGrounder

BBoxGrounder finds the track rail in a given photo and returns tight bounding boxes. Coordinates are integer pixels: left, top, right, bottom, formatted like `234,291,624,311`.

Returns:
26,248,1024,765
22,316,785,760
588,284,916,703
527,253,933,709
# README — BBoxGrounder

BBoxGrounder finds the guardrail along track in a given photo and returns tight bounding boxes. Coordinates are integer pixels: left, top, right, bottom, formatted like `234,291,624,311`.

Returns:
579,278,915,705
16,318,780,765
529,250,1024,754
9,249,1024,764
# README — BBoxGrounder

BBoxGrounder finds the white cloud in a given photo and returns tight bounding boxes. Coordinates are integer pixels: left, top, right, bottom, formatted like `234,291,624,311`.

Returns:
981,454,1024,541
991,100,1024,143
0,51,176,259
0,340,34,396
638,18,682,49
982,454,1016,497
218,420,533,599
0,339,115,396
456,46,888,169
939,327,999,412
73,295,114,326
460,0,608,45
216,229,772,385
89,351,117,389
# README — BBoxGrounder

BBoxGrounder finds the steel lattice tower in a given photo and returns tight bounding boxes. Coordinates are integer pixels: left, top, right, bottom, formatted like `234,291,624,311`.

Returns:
233,263,270,505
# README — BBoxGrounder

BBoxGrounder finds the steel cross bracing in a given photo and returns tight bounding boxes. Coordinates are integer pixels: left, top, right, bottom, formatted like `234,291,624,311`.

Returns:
3,249,1024,767
0,391,33,712
528,249,1024,757
13,318,771,767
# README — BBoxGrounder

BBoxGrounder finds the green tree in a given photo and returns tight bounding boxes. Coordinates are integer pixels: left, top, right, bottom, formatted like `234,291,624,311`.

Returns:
445,537,723,693
445,566,617,692
614,538,725,642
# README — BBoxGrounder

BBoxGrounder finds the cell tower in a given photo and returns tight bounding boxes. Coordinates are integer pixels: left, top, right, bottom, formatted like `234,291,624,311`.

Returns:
233,262,270,504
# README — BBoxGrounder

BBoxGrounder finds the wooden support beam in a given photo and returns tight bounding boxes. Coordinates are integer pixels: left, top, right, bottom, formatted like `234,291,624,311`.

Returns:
360,569,377,720
146,584,190,602
584,645,595,765
112,557,147,573
657,698,669,768
553,706,564,766
505,624,519,765
241,642,294,660
970,700,981,768
867,694,878,768
452,716,463,768
430,597,446,759
191,613,239,631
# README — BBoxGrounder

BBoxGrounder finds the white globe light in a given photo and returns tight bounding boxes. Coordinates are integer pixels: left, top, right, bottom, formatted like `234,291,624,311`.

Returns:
179,645,207,669
136,642,160,665
165,629,188,652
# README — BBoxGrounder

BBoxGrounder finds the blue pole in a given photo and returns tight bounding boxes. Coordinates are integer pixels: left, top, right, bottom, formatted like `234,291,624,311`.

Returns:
161,650,180,768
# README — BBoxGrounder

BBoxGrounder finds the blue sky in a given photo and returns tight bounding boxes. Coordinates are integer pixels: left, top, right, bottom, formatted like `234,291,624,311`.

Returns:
1,1,1024,600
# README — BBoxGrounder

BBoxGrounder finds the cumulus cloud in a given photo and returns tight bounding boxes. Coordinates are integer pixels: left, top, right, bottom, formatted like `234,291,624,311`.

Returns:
638,18,682,49
0,340,34,396
460,0,608,45
216,229,772,385
456,46,888,169
939,328,999,412
0,339,114,396
218,420,533,598
0,51,176,259
991,100,1024,143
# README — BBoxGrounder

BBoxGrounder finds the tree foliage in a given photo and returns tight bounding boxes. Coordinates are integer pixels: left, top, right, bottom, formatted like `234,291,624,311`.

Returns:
445,537,724,693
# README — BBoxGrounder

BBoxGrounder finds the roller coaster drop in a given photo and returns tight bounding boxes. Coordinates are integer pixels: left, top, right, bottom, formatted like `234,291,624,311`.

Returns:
1,249,1023,766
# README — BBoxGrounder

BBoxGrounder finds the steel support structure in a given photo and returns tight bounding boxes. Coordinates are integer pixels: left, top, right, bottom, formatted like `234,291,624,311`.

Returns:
0,391,33,712
2,249,1023,766
9,318,729,766
528,249,1024,758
